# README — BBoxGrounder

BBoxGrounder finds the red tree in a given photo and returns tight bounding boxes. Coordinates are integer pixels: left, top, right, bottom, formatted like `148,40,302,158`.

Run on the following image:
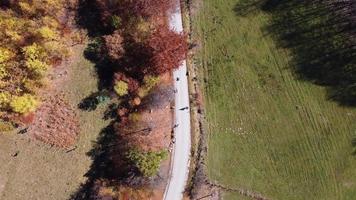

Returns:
96,0,174,20
104,31,125,61
145,26,187,75
122,0,173,18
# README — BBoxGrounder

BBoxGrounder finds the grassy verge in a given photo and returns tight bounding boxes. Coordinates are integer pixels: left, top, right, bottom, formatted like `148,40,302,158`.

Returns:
193,0,356,199
223,192,254,200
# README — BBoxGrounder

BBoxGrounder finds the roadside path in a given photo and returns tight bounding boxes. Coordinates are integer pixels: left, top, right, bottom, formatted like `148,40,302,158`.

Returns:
163,2,191,200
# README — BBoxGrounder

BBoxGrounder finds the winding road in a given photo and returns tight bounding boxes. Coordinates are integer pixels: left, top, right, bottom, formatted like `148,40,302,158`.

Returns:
163,2,192,200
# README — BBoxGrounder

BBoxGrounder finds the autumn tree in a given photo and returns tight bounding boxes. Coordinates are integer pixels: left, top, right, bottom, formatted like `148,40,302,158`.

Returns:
10,94,39,114
114,81,129,97
113,72,139,94
145,26,187,75
95,0,174,24
103,31,125,61
0,0,73,126
119,0,173,18
0,92,11,110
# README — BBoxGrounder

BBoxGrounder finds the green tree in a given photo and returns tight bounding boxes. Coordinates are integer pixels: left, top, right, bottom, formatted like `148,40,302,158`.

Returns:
126,149,168,177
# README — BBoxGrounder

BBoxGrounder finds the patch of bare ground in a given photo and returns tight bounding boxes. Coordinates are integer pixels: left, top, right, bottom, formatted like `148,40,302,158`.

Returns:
28,92,80,148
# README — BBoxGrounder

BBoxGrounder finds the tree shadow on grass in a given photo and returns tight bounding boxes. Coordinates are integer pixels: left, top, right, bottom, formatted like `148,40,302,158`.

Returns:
78,91,111,111
69,123,133,200
352,138,356,156
68,124,116,200
233,0,270,16
234,0,356,106
75,0,118,112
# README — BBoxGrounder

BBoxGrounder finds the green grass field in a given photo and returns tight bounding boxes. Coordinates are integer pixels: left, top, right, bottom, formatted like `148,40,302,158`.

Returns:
193,0,356,199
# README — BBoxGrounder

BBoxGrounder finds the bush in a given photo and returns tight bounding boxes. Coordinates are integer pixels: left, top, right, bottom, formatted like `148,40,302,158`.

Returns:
138,75,160,97
0,64,8,79
18,2,35,16
0,47,14,63
96,94,111,104
0,121,14,132
22,79,41,94
128,112,141,122
22,43,47,61
10,94,39,114
126,149,168,177
104,31,125,61
114,81,129,97
110,15,121,29
84,38,104,61
37,26,58,40
25,59,49,76
0,92,11,109
43,41,70,59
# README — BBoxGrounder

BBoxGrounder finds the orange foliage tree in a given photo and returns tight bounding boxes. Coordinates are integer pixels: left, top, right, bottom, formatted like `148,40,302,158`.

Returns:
145,26,187,75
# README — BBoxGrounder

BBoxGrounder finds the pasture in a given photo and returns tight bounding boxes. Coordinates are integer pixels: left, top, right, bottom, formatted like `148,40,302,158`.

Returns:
193,0,356,199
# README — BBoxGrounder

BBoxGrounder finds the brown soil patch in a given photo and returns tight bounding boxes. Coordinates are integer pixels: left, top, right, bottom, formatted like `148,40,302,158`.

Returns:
28,92,80,148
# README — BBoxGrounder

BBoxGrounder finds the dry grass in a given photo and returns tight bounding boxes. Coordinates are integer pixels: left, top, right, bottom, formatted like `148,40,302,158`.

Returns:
28,93,80,148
